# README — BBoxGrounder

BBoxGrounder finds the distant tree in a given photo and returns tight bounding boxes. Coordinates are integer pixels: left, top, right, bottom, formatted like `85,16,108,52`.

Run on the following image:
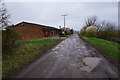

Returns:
81,15,118,42
0,3,10,30
80,29,86,36
81,15,98,37
60,27,73,37
65,27,70,35
97,20,117,40
85,16,98,27
70,29,74,34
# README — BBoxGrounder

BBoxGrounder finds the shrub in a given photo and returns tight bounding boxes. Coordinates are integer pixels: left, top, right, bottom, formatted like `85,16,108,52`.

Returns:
80,29,86,36
2,27,20,52
82,26,98,37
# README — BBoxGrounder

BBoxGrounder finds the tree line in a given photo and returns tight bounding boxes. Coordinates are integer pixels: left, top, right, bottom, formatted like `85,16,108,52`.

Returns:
80,16,119,43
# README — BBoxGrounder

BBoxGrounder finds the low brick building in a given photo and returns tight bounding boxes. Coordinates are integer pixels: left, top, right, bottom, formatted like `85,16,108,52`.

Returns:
12,21,62,38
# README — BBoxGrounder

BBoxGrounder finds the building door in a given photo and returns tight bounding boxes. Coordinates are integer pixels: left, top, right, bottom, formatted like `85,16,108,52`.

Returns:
43,30,46,37
43,29,50,37
47,31,49,37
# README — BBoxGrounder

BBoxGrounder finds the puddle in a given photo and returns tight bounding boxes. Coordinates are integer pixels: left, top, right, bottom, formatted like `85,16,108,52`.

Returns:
78,47,81,49
54,51,58,54
79,53,82,54
79,57,101,72
66,57,69,59
60,45,63,47
60,55,63,57
52,49,56,51
85,51,89,53
55,46,59,49
81,46,86,49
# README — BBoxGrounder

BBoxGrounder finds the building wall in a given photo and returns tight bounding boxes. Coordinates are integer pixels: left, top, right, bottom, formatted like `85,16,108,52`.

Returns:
12,22,61,38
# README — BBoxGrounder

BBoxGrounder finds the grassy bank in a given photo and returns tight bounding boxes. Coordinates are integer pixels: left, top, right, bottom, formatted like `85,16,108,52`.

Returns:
78,34,120,65
2,38,62,78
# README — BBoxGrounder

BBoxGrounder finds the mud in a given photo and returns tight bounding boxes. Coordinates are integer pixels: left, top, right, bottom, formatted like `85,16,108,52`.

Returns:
14,34,118,78
78,57,102,72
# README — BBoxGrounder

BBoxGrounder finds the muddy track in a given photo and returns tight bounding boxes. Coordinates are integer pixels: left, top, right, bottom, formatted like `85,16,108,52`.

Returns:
14,33,118,78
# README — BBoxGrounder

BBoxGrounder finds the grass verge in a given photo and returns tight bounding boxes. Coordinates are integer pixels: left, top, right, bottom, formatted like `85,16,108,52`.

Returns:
78,34,120,66
2,38,62,78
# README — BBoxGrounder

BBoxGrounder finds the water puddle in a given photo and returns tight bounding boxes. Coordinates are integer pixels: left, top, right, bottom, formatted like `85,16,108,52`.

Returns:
66,57,69,59
54,51,58,54
54,47,59,50
60,55,63,57
79,53,82,54
78,57,101,72
52,49,56,51
81,46,86,49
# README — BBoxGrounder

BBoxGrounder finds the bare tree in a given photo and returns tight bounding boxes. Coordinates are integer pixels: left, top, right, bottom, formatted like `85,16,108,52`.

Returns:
98,20,116,31
0,3,10,30
97,20,118,40
85,15,98,27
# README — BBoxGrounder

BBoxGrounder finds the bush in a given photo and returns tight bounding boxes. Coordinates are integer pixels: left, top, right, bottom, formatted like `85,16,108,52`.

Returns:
2,27,20,53
118,30,120,38
80,29,86,36
70,29,74,34
97,26,118,41
59,34,66,37
80,26,97,37
59,33,68,37
85,26,97,37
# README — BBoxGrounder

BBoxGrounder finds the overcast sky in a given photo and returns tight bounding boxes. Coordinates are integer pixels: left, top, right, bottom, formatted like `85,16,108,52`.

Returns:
4,2,118,31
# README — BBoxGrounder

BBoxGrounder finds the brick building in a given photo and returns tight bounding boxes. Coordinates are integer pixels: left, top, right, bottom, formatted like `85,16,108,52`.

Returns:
12,21,62,38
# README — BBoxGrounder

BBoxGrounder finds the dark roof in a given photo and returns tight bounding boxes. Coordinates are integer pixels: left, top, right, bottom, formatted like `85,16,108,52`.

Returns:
14,21,60,30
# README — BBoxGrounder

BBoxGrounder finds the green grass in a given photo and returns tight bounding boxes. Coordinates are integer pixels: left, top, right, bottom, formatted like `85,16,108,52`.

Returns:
2,38,62,78
78,34,120,65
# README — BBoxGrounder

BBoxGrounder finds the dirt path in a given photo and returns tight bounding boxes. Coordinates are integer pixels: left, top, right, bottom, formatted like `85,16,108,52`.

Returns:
15,34,118,78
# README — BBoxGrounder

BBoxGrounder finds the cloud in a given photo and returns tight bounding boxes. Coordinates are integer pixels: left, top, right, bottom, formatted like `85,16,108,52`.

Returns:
5,2,118,31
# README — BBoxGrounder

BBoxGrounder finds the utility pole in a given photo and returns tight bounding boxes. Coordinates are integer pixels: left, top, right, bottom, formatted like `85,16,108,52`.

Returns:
62,14,67,28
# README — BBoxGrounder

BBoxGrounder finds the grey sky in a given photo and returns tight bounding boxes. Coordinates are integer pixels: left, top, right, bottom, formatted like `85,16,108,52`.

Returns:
5,2,118,31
